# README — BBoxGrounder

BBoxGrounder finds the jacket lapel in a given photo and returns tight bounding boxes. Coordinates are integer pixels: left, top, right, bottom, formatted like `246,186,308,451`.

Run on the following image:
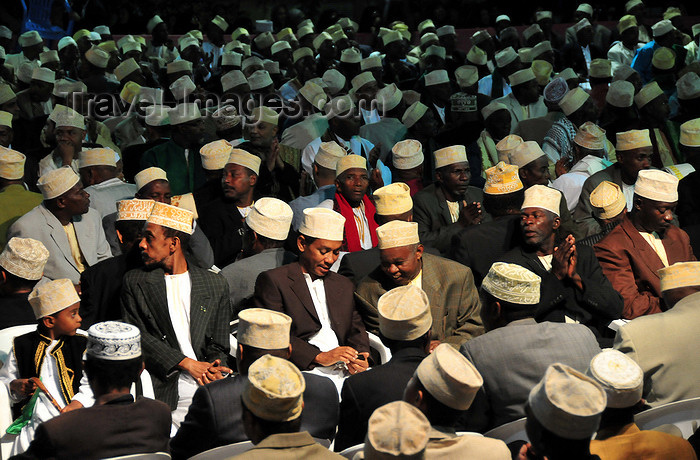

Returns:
421,254,444,306
142,269,179,349
433,185,455,226
288,263,320,323
621,217,665,279
188,267,212,350
72,212,96,266
42,205,79,272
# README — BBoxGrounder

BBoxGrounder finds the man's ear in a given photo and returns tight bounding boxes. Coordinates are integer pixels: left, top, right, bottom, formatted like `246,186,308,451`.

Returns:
296,234,306,253
415,244,424,259
287,344,292,360
552,216,561,230
42,316,55,329
249,173,258,187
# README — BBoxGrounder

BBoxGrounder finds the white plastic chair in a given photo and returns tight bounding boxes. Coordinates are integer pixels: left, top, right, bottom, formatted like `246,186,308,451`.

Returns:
367,332,391,364
484,417,529,444
635,397,700,439
189,441,253,460
130,368,155,400
339,443,364,459
102,452,171,459
0,325,37,368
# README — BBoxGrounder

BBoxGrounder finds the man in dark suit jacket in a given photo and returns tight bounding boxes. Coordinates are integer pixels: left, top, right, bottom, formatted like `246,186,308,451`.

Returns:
254,207,370,374
120,202,232,418
334,285,431,452
561,19,606,79
170,308,339,459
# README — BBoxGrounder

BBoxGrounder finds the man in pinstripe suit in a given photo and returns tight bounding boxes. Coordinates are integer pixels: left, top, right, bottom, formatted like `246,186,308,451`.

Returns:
121,202,232,431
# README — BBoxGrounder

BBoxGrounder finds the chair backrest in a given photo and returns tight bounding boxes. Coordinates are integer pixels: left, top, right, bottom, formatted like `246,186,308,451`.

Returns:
367,332,392,364
189,441,253,460
101,452,171,460
484,417,529,444
635,397,700,439
340,443,364,459
0,325,37,367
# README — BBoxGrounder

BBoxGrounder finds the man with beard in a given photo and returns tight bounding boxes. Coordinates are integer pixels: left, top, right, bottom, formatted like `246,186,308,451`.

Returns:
595,170,696,319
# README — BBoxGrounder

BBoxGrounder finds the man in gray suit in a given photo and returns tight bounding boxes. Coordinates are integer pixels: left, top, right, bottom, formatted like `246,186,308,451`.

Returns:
80,147,137,218
120,201,231,431
614,261,700,407
220,198,296,312
460,262,600,432
8,166,112,284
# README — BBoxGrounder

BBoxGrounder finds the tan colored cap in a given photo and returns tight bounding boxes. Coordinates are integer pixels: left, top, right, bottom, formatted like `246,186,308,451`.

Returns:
299,81,328,111
523,24,543,41
652,19,674,38
19,31,42,47
424,69,449,87
340,47,362,64
590,181,626,219
455,65,479,88
659,261,700,291
135,167,168,190
626,0,643,12
536,11,553,21
680,119,700,147
254,31,275,49
374,183,412,215
147,201,194,235
634,169,679,202
78,148,117,168
51,105,86,130
237,308,292,349
484,161,523,195
227,149,261,175
351,71,376,92
0,147,25,180
652,47,675,70
509,68,536,86
364,401,430,460
532,60,553,86
169,102,201,125
167,60,193,75
587,349,643,408
247,70,273,91
292,47,313,64
677,73,700,100
37,166,80,200
495,47,518,68
392,139,423,170
120,81,142,105
85,47,109,68
323,69,346,95
28,278,80,319
377,220,419,250
482,262,541,305
249,106,278,126
114,58,140,81
299,208,345,241
618,15,638,34
635,81,664,109
315,141,346,170
246,197,293,241
0,84,16,105
467,45,488,66
325,95,355,119
222,52,242,67
616,129,652,151
559,88,590,116
574,18,592,33
518,47,533,65
377,285,432,341
116,199,155,221
481,101,508,120
531,41,553,60
606,80,635,108
589,59,612,79
39,50,59,64
528,363,606,440
200,140,233,170
558,67,578,82
613,64,637,82
416,343,483,410
361,55,382,71
231,27,249,41
0,237,49,281
522,184,561,216
377,83,402,112
242,354,305,422
496,135,524,163
434,145,467,169
146,15,163,33
211,15,228,32
471,30,491,45
221,70,248,92
336,154,367,177
574,122,606,150
402,101,428,128
241,56,263,72
422,45,446,60
510,141,546,168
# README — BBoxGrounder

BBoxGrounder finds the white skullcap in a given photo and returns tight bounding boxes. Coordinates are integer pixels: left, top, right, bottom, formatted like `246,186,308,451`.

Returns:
652,19,674,37
364,402,430,460
37,166,80,200
0,237,49,281
325,95,355,119
238,308,292,349
496,135,523,163
19,31,42,47
221,70,248,92
146,15,164,33
482,262,541,305
28,278,80,319
677,73,700,100
31,67,55,84
299,207,345,241
606,80,635,108
587,349,643,408
634,169,678,202
434,145,467,169
248,70,273,91
78,148,117,168
392,139,423,170
377,220,419,250
495,47,518,68
135,167,168,190
510,141,545,168
85,47,109,68
87,321,141,361
522,185,561,216
416,343,483,410
222,52,242,67
378,285,432,341
315,141,346,171
246,197,293,241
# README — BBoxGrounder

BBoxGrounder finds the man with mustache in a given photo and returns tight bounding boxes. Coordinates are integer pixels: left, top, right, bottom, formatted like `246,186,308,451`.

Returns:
595,170,696,319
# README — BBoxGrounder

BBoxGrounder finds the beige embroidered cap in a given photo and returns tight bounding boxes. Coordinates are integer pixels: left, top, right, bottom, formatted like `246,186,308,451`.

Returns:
392,139,423,170
377,83,402,112
114,58,140,81
378,285,432,341
424,69,449,87
510,141,546,168
315,141,346,170
298,208,345,241
616,129,652,151
574,122,606,150
377,220,419,250
200,140,233,170
635,81,664,109
166,60,193,75
87,321,141,360
135,167,168,190
146,201,194,234
0,110,12,129
481,101,508,120
495,47,518,68
590,181,626,219
37,166,80,200
522,184,561,216
634,169,679,202
659,261,700,291
680,118,700,147
496,134,524,163
559,88,590,116
237,308,292,349
28,278,80,319
528,363,606,440
401,101,428,128
587,349,643,408
246,197,293,241
169,102,201,125
677,73,700,100
247,70,273,91
416,343,483,410
116,199,155,221
249,106,278,126
18,30,42,47
51,105,86,130
484,162,523,195
606,80,635,108
0,147,25,180
227,149,261,175
221,70,248,92
242,354,305,422
299,81,327,111
85,47,109,68
0,237,49,281
434,145,467,169
336,154,367,177
482,262,541,305
78,148,117,168
374,183,412,216
364,401,430,459
467,46,488,66
455,65,479,88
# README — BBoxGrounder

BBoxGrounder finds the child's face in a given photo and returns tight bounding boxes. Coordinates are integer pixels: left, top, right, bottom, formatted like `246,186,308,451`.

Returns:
52,303,82,336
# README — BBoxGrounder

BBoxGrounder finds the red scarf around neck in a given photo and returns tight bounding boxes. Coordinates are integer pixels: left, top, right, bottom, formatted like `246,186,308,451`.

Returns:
333,191,379,252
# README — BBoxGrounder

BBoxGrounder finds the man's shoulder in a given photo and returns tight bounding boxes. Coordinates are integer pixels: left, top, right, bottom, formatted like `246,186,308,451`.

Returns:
10,204,44,226
413,184,440,204
422,252,470,274
143,139,173,156
326,270,354,290
82,254,126,278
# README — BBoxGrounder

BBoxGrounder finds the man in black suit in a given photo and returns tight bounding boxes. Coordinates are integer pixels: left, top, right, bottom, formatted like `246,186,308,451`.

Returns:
334,285,431,452
676,119,700,228
561,19,606,80
170,308,339,459
15,321,171,460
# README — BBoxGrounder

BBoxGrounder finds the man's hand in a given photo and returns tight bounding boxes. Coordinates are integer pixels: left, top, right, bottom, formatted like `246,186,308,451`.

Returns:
179,357,218,385
10,379,36,397
60,400,83,413
369,168,384,190
202,359,233,384
314,346,358,367
56,139,77,166
551,235,583,290
266,138,281,172
516,442,545,460
555,157,570,177
347,352,370,375
429,340,441,353
458,201,483,227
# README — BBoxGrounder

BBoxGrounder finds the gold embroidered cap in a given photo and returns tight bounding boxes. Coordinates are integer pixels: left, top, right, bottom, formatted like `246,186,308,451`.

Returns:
434,145,467,169
298,208,345,241
416,343,483,410
634,169,679,202
37,166,80,200
226,149,261,175
482,262,541,305
246,197,293,241
590,181,626,219
135,167,168,190
484,161,523,195
238,308,292,349
374,183,412,216
364,401,430,460
242,354,305,422
522,184,561,216
378,285,432,341
0,237,49,281
586,349,643,408
659,261,700,291
199,140,233,170
28,278,80,319
146,201,194,234
0,147,25,180
116,199,155,221
616,129,652,150
377,220,419,250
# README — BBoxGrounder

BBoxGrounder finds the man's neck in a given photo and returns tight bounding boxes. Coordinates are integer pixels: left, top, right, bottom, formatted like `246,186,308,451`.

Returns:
232,192,254,208
95,389,131,405
439,183,460,202
50,208,74,226
163,254,188,275
534,236,555,257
